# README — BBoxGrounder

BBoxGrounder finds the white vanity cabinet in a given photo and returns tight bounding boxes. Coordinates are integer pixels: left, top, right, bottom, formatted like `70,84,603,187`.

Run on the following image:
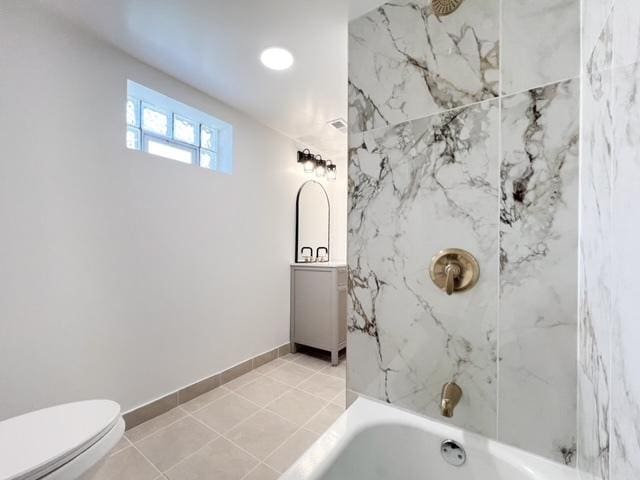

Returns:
290,263,347,366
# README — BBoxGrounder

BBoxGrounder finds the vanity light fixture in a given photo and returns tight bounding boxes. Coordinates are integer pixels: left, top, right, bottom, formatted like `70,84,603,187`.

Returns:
315,155,327,177
296,149,336,179
297,149,316,173
327,161,337,180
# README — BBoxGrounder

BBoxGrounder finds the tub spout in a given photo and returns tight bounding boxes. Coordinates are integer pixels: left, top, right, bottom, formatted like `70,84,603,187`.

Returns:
440,382,462,418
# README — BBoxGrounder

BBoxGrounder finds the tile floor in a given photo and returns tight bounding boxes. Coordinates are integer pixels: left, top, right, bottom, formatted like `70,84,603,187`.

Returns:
89,352,346,480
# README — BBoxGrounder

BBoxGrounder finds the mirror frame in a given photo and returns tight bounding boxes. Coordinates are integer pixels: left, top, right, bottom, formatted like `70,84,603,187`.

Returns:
295,180,330,263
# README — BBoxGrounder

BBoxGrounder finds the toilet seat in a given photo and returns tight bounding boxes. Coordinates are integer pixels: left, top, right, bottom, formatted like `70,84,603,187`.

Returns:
0,400,122,480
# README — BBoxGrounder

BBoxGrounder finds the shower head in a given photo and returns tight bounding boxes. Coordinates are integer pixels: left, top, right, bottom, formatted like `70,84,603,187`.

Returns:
431,0,464,16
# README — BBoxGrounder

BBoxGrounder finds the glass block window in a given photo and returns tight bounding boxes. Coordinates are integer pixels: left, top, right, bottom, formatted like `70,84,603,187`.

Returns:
173,115,198,145
200,125,217,151
126,97,139,127
126,80,231,172
126,126,140,150
199,149,216,169
141,103,169,137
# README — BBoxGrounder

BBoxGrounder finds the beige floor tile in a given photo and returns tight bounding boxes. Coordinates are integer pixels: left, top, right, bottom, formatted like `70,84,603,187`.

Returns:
320,362,346,380
264,429,319,473
265,362,315,387
298,373,345,401
224,370,263,390
135,416,217,472
226,410,298,460
331,389,347,407
235,375,291,406
290,354,330,371
276,353,297,362
253,358,288,374
266,389,326,426
303,404,344,435
126,407,187,443
110,435,132,455
242,463,280,480
181,386,231,413
86,446,159,480
193,392,260,433
165,437,258,480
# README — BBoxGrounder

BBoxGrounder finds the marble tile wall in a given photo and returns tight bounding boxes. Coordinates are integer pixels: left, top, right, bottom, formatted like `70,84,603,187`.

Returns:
348,100,500,436
578,36,612,480
578,3,613,479
348,0,580,464
348,0,499,133
578,1,640,479
502,0,580,95
610,61,640,480
499,78,580,464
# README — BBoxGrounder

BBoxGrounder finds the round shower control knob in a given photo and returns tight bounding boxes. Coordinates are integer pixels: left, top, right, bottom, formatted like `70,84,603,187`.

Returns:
429,248,480,295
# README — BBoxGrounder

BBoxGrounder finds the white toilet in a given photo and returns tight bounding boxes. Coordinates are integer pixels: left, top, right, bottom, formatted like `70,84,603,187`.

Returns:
0,400,124,480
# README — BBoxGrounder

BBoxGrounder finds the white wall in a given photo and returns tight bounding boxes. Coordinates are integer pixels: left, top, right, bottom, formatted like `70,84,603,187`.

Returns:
328,154,348,262
0,2,346,419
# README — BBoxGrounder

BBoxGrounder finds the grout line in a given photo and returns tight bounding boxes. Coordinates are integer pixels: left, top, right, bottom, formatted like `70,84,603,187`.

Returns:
121,354,343,476
329,389,346,407
259,418,319,474
129,440,166,477
351,95,501,137
183,415,266,467
186,380,323,474
261,424,319,474
125,407,190,444
496,0,502,441
238,462,265,480
577,0,584,467
192,359,336,419
501,74,581,99
108,436,132,455
299,401,343,434
353,69,581,142
186,390,234,415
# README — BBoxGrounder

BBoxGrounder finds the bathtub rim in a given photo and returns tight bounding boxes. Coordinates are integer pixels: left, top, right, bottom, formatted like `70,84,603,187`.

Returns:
280,396,578,480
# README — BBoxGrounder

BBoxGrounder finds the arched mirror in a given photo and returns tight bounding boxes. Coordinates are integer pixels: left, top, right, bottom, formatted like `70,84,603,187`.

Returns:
295,180,330,262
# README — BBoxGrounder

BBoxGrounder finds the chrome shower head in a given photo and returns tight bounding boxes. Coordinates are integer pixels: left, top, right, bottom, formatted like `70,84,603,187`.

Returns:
431,0,464,16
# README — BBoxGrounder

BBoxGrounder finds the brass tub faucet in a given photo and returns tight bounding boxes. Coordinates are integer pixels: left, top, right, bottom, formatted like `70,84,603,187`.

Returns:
440,382,462,417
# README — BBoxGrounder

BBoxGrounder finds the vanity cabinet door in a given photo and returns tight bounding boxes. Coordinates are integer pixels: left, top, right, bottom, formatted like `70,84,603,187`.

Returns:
292,268,334,349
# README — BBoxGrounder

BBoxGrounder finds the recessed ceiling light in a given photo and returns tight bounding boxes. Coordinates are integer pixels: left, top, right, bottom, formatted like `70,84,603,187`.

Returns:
260,47,294,71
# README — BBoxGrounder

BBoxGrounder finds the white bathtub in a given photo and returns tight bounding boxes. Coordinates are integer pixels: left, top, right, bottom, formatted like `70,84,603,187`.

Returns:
281,398,578,480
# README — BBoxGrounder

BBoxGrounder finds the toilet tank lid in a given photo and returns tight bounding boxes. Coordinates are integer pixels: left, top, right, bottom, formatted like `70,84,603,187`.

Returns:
0,400,121,480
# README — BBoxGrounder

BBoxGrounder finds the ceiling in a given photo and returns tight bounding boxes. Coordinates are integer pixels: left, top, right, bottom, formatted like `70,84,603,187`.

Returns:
39,0,385,159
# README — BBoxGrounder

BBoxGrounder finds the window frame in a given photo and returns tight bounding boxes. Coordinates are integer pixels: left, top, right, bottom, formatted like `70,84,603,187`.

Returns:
142,133,198,165
126,80,232,173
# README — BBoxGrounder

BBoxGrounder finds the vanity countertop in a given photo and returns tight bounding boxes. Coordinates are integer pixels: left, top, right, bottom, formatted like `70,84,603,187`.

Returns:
291,262,347,268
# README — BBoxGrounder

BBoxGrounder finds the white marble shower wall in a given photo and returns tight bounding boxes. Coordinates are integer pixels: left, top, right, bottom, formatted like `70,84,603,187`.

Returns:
579,1,640,479
347,0,580,465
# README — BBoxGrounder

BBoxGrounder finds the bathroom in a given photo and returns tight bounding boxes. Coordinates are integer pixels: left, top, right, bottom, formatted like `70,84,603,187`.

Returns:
0,0,638,479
